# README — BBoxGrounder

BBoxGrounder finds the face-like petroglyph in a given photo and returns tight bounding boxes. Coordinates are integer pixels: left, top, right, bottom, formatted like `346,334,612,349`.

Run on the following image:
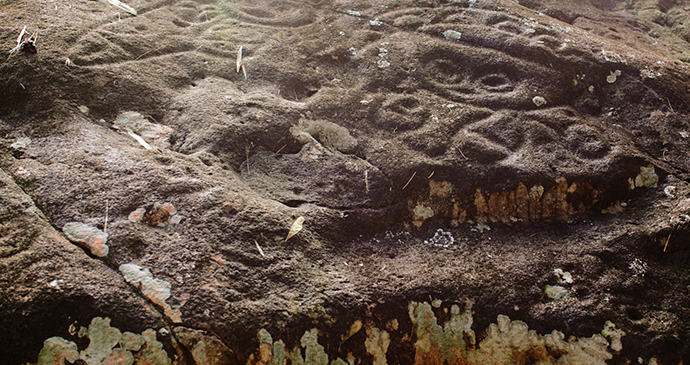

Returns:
63,0,676,225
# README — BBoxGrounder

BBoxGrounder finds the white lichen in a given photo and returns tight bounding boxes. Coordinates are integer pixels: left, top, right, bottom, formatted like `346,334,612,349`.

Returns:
544,285,569,300
443,30,462,41
554,268,573,284
606,70,621,83
629,258,648,277
601,321,625,352
532,96,547,107
62,222,109,258
424,229,455,248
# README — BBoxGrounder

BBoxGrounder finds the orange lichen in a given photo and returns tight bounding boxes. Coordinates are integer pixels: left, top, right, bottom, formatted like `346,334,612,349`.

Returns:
411,177,609,226
128,208,147,223
130,202,181,227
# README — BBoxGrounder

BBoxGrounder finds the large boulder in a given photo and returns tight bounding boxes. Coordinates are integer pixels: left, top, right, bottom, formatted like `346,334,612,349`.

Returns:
2,0,690,363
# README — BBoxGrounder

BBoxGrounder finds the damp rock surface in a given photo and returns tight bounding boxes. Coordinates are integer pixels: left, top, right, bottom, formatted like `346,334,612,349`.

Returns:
2,0,690,364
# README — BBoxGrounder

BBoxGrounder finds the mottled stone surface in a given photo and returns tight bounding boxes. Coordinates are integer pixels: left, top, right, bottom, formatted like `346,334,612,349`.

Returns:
2,0,690,363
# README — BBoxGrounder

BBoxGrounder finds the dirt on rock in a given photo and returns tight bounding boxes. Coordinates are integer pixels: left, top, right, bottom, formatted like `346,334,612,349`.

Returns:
2,0,690,364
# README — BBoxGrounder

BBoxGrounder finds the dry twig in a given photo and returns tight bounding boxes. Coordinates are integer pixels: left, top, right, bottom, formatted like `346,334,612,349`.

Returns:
255,240,265,257
105,0,137,16
104,199,110,233
402,171,417,190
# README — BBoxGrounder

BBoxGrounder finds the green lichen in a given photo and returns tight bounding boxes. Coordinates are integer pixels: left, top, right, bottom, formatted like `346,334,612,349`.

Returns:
248,329,351,365
139,329,172,365
80,317,122,365
601,321,626,352
120,332,145,352
630,164,659,189
37,337,78,365
409,301,475,364
33,317,171,365
636,164,659,188
301,329,328,365
364,328,390,365
544,285,569,300
248,301,622,365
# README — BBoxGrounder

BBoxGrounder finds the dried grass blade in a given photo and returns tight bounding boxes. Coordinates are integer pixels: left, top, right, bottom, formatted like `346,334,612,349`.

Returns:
106,0,137,16
255,240,265,257
126,128,153,150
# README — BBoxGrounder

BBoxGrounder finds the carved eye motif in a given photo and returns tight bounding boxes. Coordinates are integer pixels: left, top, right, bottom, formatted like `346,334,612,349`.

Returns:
426,59,467,85
564,124,610,159
478,73,514,92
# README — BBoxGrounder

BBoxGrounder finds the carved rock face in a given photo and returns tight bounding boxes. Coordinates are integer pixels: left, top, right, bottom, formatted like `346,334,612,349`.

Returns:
2,0,690,363
145,0,683,226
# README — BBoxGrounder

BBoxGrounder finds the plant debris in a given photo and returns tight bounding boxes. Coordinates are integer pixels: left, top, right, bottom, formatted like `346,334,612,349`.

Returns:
8,26,38,57
105,0,137,16
286,216,305,241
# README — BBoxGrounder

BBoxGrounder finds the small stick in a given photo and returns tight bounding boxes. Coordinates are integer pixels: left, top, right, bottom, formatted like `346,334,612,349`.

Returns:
246,148,250,174
105,0,137,15
365,170,369,193
104,199,109,233
459,148,468,160
428,171,434,179
135,48,160,60
236,46,243,73
272,136,286,150
275,144,287,154
16,26,26,46
667,97,675,114
402,171,417,190
255,240,265,257
30,29,38,46
8,26,27,56
663,231,672,252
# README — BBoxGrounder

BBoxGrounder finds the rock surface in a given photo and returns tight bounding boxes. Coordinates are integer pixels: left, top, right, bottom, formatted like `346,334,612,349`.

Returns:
2,0,690,363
